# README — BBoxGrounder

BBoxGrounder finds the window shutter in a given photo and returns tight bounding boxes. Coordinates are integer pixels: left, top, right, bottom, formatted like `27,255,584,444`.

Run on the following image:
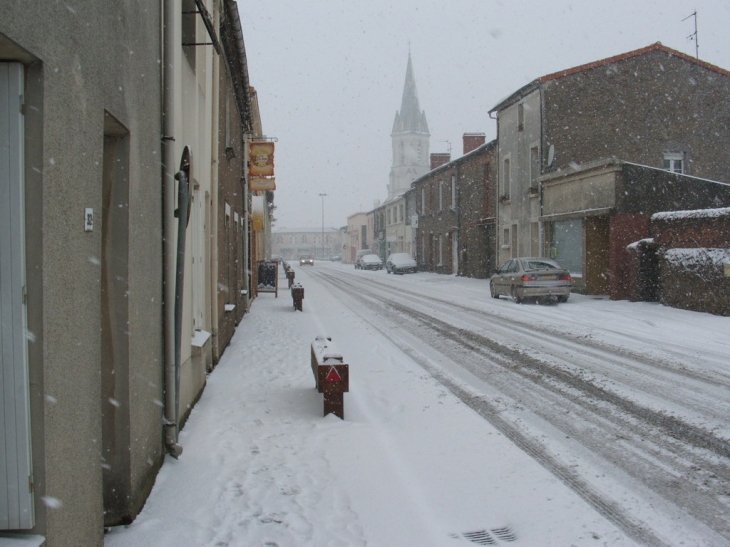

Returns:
1,62,35,530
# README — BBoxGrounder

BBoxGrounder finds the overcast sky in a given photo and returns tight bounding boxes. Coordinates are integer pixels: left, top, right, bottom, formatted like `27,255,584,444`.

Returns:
238,1,729,230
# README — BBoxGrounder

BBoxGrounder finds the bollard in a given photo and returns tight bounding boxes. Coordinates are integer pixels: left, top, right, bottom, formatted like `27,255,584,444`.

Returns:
291,283,304,311
286,268,295,288
310,336,349,419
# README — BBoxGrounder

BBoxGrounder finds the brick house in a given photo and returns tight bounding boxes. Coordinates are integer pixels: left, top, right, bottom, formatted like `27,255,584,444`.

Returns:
488,43,730,296
458,138,498,279
413,152,456,272
412,134,498,276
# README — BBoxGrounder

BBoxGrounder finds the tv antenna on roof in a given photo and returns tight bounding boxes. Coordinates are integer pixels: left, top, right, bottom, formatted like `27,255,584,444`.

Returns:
440,140,452,155
682,10,699,59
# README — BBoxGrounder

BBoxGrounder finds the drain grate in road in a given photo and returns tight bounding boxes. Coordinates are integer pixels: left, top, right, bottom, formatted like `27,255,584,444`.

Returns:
449,526,517,545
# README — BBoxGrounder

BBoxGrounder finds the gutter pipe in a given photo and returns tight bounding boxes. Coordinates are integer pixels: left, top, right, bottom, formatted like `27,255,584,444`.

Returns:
162,0,183,458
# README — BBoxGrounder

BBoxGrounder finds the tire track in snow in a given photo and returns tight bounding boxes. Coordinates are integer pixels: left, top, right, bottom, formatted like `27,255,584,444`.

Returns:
308,267,730,545
332,269,730,442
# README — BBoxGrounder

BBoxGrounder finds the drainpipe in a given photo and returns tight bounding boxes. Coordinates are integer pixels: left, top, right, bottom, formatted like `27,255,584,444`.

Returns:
162,0,183,458
489,109,500,264
456,163,462,276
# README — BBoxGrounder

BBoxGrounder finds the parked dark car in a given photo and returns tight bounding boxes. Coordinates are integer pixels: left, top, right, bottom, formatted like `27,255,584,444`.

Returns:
299,255,314,266
359,254,383,270
385,253,417,274
490,258,572,303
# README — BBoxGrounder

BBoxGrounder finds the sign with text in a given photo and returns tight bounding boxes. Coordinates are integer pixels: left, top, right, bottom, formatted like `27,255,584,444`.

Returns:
250,176,276,192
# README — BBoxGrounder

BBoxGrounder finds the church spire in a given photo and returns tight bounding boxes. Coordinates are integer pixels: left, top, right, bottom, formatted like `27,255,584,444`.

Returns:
387,51,430,200
392,52,429,135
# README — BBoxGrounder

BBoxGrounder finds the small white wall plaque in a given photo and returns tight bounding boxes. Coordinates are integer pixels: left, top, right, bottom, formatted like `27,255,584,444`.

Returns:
85,208,94,231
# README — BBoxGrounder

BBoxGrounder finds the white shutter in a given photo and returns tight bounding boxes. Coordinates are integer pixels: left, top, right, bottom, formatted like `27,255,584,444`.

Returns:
1,62,34,529
191,190,205,330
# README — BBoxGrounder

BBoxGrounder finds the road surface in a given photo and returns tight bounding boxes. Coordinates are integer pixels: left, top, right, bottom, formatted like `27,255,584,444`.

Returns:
300,262,730,545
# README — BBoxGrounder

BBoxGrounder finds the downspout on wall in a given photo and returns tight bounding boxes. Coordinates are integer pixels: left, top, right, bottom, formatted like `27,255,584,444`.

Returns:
162,0,183,458
209,7,221,362
489,109,500,263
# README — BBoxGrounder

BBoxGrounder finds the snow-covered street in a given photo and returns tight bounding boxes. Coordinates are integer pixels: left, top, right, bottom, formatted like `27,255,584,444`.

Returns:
105,263,730,547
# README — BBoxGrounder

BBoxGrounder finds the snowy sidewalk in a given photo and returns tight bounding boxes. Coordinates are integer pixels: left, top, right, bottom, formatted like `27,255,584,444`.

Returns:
105,270,637,547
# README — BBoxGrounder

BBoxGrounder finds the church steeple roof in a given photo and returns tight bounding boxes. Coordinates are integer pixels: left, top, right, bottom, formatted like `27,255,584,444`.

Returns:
392,52,429,135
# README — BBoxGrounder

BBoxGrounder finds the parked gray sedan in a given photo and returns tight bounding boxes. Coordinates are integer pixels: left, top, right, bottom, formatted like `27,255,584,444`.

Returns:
490,258,572,303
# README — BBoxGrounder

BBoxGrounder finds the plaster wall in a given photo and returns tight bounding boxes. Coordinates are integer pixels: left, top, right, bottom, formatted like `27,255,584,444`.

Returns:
496,89,541,264
542,169,617,216
166,1,218,424
0,0,163,543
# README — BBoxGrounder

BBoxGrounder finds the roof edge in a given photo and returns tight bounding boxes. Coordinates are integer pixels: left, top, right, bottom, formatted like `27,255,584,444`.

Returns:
490,43,730,114
538,42,730,83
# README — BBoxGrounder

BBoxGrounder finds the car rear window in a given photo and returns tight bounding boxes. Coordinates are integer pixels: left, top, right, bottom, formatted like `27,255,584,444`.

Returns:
525,260,558,270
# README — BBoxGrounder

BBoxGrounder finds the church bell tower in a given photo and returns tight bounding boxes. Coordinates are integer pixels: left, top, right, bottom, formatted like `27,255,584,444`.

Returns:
388,52,430,199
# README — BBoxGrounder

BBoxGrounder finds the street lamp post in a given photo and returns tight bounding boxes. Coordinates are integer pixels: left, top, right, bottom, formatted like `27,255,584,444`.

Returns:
319,193,327,260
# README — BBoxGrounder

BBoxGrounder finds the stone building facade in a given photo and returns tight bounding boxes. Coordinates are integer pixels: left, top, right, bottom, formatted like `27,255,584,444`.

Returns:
540,159,730,297
489,43,730,290
271,227,342,261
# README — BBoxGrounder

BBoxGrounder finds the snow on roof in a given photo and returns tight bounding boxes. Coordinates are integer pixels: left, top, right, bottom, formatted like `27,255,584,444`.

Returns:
627,238,655,251
652,207,730,221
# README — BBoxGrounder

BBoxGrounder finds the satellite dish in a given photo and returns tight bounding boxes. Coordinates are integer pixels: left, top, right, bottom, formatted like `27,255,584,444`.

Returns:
547,144,555,167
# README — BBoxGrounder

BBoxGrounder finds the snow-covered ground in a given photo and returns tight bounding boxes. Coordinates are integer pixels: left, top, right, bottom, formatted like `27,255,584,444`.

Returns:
105,262,730,547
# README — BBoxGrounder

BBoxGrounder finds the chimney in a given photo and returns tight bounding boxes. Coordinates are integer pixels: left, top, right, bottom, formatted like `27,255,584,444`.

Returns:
430,152,451,170
463,133,486,155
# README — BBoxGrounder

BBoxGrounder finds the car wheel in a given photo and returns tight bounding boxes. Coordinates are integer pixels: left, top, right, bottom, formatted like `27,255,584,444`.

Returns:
511,286,522,304
490,281,499,299
557,295,569,303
